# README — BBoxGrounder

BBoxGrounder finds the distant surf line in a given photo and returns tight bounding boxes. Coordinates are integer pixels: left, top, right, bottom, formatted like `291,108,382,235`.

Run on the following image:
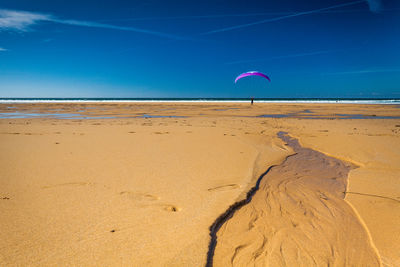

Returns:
0,98,399,104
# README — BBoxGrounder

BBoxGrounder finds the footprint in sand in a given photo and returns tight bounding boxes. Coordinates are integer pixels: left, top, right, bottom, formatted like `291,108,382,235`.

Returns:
119,191,160,202
208,184,240,192
120,192,181,212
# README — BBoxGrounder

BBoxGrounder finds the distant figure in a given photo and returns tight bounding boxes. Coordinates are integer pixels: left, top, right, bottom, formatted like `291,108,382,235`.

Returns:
251,97,254,105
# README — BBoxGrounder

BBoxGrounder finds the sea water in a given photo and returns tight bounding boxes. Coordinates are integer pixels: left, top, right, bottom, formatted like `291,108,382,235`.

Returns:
0,98,399,104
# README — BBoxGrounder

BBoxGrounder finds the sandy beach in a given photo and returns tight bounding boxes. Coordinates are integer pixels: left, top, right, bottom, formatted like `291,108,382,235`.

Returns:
0,102,399,266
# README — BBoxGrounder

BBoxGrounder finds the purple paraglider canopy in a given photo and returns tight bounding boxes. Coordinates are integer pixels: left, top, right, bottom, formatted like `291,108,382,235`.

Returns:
234,71,271,83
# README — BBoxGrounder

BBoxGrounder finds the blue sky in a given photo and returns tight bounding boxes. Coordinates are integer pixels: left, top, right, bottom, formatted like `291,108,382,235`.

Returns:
0,0,399,98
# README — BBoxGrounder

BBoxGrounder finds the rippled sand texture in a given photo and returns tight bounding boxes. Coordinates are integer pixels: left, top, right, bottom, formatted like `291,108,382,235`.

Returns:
213,132,380,266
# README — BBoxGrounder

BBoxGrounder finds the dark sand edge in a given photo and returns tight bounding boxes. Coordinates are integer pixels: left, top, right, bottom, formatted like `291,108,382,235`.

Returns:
205,134,298,266
205,164,279,267
206,131,382,266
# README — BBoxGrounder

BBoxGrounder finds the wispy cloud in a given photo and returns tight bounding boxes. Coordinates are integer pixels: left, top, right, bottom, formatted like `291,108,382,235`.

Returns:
98,9,382,22
99,7,399,23
0,9,49,31
0,47,8,51
226,50,333,65
0,9,185,39
324,69,400,75
199,0,366,35
51,18,187,39
366,0,382,13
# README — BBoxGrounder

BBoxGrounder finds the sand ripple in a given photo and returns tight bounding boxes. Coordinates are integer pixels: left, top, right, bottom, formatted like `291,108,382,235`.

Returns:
213,132,381,266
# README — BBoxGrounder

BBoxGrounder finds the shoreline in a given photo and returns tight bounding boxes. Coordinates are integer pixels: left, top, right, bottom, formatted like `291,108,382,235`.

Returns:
1,99,399,105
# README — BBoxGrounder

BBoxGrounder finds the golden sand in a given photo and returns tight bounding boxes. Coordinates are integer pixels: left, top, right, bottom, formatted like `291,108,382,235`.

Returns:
213,132,380,266
0,103,399,266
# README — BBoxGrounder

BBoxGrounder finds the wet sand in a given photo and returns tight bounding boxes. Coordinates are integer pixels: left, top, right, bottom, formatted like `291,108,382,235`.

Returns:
212,132,380,266
0,102,399,266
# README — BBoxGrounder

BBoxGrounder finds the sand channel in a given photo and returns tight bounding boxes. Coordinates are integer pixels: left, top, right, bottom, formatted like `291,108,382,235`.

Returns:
212,132,381,266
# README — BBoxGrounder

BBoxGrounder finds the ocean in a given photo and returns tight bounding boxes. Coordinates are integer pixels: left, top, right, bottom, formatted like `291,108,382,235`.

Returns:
0,98,399,104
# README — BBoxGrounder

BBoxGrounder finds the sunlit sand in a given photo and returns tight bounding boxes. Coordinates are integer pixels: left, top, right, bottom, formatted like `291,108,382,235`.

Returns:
0,102,399,266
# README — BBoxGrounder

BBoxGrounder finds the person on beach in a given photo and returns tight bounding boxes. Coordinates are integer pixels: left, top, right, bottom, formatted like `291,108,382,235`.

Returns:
234,72,270,107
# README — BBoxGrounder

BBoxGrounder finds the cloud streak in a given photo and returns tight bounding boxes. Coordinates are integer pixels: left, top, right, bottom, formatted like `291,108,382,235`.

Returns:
98,8,384,22
199,0,366,35
0,9,185,39
0,47,8,51
366,0,382,12
50,18,187,39
0,9,49,31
